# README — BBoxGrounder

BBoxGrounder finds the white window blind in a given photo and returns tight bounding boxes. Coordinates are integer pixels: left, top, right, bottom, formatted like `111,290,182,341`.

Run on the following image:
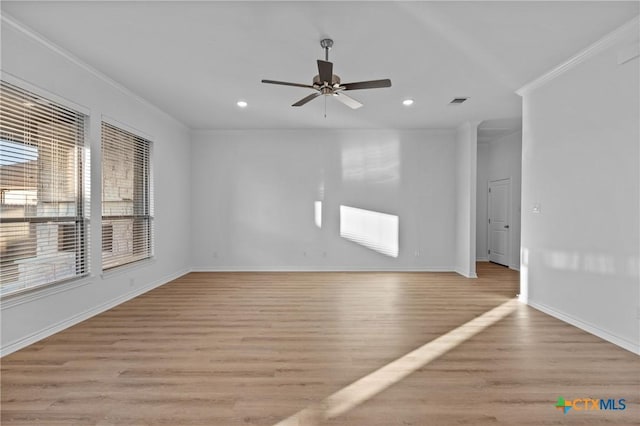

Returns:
0,81,89,296
101,122,153,270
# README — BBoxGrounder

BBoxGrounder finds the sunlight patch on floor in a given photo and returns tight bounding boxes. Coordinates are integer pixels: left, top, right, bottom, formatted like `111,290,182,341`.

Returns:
273,298,520,426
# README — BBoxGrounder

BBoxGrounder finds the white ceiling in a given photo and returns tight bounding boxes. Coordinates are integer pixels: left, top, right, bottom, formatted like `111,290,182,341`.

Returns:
2,1,638,130
477,117,522,144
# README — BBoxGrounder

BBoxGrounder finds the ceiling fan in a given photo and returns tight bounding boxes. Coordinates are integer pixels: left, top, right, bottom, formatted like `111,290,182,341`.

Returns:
261,39,391,109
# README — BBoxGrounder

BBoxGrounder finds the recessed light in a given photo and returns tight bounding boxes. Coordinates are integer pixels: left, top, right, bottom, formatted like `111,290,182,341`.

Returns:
402,99,414,106
236,100,248,108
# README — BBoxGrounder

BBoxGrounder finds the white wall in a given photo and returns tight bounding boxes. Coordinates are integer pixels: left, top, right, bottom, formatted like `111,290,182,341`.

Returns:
476,130,522,269
0,18,192,355
454,122,478,278
191,129,457,271
519,19,639,353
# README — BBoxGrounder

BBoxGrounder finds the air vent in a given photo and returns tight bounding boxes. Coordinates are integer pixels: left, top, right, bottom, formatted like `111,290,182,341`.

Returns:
449,97,469,104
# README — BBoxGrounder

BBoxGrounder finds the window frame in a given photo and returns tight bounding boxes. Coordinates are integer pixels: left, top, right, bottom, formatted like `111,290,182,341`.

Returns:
0,78,90,298
100,119,154,271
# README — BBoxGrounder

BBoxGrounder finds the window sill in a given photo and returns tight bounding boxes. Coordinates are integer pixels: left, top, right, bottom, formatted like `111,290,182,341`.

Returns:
0,274,93,309
100,257,156,280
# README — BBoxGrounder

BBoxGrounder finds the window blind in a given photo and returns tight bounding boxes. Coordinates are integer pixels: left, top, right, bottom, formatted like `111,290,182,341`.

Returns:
101,122,152,270
0,81,88,296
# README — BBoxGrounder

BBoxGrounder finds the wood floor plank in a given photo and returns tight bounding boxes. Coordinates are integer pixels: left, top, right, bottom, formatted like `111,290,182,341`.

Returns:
2,263,638,425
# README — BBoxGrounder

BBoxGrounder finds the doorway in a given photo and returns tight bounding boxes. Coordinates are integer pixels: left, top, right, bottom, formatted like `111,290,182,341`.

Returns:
488,178,510,266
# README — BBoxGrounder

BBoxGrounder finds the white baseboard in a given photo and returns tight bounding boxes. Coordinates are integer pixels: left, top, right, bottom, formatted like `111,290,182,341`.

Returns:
190,266,456,272
476,260,519,272
476,258,489,262
527,300,639,355
0,268,190,357
453,267,478,279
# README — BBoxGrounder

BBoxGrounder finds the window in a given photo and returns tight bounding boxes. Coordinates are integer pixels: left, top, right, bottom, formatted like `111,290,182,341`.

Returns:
101,224,113,253
0,81,88,296
58,224,76,252
101,122,152,270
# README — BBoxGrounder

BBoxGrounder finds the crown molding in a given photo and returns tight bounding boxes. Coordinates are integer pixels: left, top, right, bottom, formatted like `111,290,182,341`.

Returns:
1,71,92,116
0,12,189,131
517,15,640,96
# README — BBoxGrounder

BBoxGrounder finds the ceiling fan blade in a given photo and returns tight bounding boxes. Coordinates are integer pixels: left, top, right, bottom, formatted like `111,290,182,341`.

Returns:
341,79,392,91
262,79,315,89
334,92,363,109
292,92,321,107
317,60,333,84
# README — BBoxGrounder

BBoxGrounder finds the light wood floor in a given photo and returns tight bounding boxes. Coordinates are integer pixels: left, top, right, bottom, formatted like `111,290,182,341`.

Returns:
1,263,638,425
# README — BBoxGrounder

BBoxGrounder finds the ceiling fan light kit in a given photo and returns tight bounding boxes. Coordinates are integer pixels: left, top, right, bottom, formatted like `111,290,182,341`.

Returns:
261,39,392,111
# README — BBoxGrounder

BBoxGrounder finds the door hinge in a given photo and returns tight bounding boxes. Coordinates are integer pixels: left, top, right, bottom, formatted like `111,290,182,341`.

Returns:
489,188,491,193
488,218,491,224
488,250,491,254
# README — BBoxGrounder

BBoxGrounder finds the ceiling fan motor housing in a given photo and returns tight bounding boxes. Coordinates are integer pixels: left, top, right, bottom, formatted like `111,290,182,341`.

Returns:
313,74,341,92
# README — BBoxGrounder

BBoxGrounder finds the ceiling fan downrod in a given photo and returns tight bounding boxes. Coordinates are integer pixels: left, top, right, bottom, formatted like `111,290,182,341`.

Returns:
320,38,333,61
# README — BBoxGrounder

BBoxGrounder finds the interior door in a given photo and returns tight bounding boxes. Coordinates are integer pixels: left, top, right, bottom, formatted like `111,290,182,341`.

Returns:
488,178,510,266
